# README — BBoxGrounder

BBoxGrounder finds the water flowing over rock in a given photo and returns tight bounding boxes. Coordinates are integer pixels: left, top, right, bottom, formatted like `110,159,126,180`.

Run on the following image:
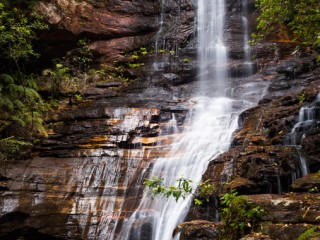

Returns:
1,0,320,240
114,0,269,239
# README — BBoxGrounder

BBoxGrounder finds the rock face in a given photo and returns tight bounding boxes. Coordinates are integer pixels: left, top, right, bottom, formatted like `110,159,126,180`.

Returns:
37,0,196,63
1,1,320,240
0,101,189,239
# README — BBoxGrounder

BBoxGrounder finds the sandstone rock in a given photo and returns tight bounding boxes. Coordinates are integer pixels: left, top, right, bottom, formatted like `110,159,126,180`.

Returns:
268,80,291,91
36,0,196,63
96,82,122,88
82,87,118,98
0,104,185,239
247,193,320,224
258,223,320,240
291,173,320,192
240,232,274,240
174,220,221,240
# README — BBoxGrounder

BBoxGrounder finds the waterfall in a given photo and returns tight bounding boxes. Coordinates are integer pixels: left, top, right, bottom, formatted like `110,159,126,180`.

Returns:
154,0,165,52
241,0,253,75
198,0,227,95
116,1,259,239
284,93,320,177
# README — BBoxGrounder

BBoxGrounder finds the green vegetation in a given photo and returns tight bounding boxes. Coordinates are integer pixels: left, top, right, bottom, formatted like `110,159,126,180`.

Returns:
128,63,145,69
0,1,47,68
299,93,306,103
219,190,265,240
297,227,320,240
99,64,130,83
0,2,95,162
308,186,319,193
157,49,166,54
130,47,149,61
40,39,95,96
183,58,191,63
144,177,215,206
126,47,148,69
144,177,265,240
0,1,48,161
253,0,320,48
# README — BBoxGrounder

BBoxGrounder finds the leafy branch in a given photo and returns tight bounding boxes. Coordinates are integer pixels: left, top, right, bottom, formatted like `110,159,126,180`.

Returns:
144,176,215,206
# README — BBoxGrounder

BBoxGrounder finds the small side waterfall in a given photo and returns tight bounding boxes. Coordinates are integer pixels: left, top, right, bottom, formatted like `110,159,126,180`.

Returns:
284,93,320,177
241,0,253,75
154,0,165,52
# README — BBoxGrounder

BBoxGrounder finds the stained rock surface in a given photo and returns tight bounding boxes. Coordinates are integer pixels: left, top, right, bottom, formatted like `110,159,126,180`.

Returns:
37,0,196,63
1,0,320,239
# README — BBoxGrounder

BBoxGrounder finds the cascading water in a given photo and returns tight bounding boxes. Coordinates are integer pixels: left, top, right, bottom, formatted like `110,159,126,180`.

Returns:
284,93,320,177
241,0,253,75
198,0,227,94
154,0,165,52
116,1,260,239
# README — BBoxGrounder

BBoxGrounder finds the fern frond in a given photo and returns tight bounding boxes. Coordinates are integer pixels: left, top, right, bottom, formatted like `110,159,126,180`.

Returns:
0,120,11,132
12,99,25,110
0,136,33,154
10,115,26,127
0,74,14,84
25,76,38,90
0,97,14,111
42,69,54,76
32,120,47,137
24,87,41,102
8,83,24,96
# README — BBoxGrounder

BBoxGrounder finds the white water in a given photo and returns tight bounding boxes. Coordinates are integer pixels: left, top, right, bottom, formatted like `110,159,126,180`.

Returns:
198,0,227,94
155,0,165,53
241,0,253,75
285,93,320,176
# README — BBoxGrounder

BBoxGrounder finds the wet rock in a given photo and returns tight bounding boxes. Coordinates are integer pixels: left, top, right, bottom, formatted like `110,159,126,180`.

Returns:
290,173,320,192
126,217,154,240
82,87,118,98
259,223,320,240
174,220,220,240
302,132,320,173
240,232,274,240
162,73,181,83
275,58,313,79
229,61,258,77
96,82,122,88
223,177,260,195
268,80,291,91
247,193,320,223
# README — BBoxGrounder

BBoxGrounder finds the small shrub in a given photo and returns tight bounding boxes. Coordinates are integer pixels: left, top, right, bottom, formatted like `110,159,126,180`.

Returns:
218,190,265,240
183,58,191,63
128,63,144,69
299,93,306,103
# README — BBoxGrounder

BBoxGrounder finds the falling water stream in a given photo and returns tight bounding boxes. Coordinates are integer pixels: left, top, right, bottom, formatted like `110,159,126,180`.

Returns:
241,0,253,75
115,1,262,239
284,93,320,177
